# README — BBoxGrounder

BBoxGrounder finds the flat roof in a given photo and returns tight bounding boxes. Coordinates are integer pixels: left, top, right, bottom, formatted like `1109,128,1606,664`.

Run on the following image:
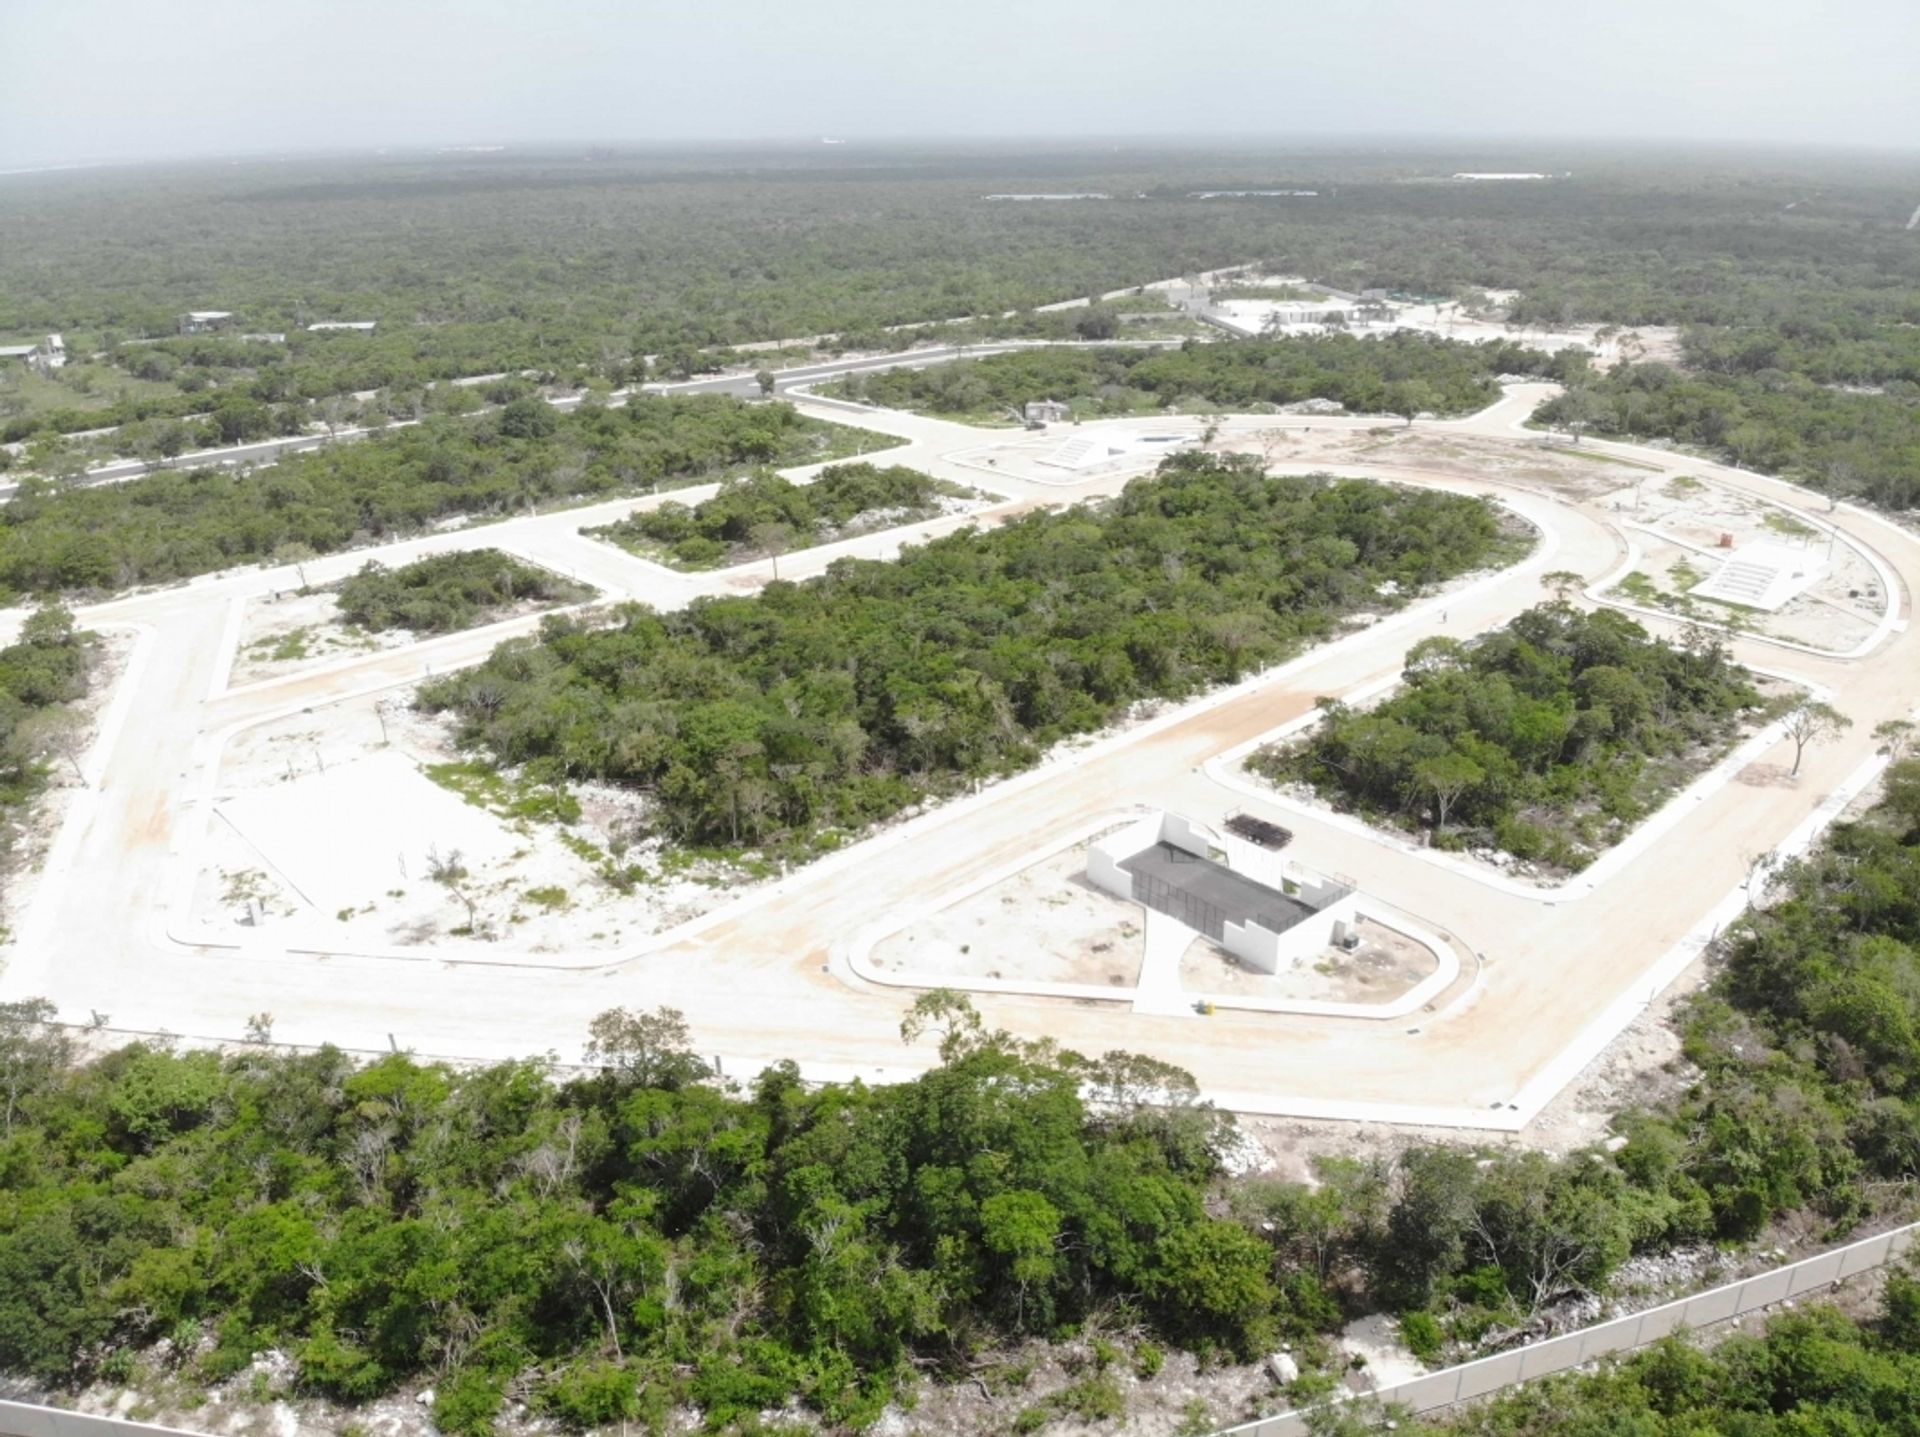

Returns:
1120,842,1315,935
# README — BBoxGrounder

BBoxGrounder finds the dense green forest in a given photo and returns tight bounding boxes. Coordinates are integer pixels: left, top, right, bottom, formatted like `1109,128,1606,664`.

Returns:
7,745,1920,1433
0,605,95,858
2,763,1920,1429
1253,604,1765,870
1541,362,1920,511
334,551,590,635
419,455,1520,851
822,333,1565,419
6,146,1918,536
591,463,972,568
3,145,1914,435
0,396,887,595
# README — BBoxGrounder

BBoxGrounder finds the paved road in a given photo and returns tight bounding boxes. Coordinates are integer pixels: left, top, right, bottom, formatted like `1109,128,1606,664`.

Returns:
46,340,1175,492
0,385,1910,1130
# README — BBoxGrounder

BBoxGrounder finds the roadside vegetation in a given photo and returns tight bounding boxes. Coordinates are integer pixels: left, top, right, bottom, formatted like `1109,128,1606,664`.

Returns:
0,764,1917,1427
819,333,1567,421
1366,1295,1920,1435
589,462,975,570
419,454,1523,853
1541,362,1920,511
0,396,888,596
334,551,591,635
1251,604,1765,871
0,604,96,861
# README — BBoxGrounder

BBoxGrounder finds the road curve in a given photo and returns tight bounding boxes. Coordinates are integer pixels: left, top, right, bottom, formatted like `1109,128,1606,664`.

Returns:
0,383,1910,1132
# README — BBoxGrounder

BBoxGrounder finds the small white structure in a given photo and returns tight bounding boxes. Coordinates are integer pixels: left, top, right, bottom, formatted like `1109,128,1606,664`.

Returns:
178,310,236,334
1451,172,1551,181
1689,539,1830,611
1088,811,1362,975
0,344,35,364
1024,398,1071,425
307,320,378,333
33,334,65,372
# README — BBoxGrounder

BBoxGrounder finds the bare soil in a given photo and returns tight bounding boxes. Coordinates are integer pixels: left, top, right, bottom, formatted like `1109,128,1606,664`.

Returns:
871,842,1146,988
194,689,744,961
1180,917,1438,1005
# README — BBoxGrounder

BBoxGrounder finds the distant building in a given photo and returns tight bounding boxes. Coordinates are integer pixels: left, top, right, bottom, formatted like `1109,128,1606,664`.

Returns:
306,320,377,333
0,344,35,364
1024,399,1071,425
239,332,288,344
33,334,65,372
178,310,236,334
1451,172,1550,181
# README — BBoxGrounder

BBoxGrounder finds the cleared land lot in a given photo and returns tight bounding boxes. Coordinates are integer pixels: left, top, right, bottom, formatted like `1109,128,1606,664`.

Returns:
0,376,1910,1137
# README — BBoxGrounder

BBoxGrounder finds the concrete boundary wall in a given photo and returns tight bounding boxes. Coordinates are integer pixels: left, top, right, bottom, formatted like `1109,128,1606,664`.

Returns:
1215,1223,1918,1437
0,1404,219,1437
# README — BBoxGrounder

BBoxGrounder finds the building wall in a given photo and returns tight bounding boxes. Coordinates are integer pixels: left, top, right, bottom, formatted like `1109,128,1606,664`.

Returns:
1158,812,1214,860
1224,890,1361,974
1087,814,1158,899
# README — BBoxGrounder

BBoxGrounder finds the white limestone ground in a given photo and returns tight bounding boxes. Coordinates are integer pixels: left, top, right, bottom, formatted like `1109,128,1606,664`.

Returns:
1179,915,1439,1006
228,587,386,687
194,690,742,958
227,569,590,689
1212,270,1683,366
870,841,1146,988
1599,473,1886,653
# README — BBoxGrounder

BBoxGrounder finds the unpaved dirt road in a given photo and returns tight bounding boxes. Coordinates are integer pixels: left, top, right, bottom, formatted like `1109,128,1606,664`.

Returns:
2,382,1911,1132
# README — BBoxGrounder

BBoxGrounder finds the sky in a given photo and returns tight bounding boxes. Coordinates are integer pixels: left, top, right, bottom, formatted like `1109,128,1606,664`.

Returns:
3,0,1916,169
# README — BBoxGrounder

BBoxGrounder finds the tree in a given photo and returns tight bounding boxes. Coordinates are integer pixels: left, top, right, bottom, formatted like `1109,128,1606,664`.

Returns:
583,1005,707,1088
499,395,559,439
0,998,71,1137
1540,569,1583,600
1556,385,1605,444
1783,698,1851,778
14,707,87,784
272,540,316,590
1874,718,1916,765
1384,380,1436,427
899,989,986,1063
749,521,794,581
1413,751,1482,832
425,843,478,931
754,369,776,399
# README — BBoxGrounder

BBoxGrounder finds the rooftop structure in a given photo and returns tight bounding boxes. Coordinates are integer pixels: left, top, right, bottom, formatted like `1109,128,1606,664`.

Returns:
178,310,236,334
1023,399,1071,425
307,320,378,332
1451,172,1551,181
1088,811,1360,975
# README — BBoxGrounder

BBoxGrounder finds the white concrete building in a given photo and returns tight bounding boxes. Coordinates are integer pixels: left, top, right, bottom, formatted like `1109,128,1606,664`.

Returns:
178,310,236,334
1088,811,1362,975
307,320,378,333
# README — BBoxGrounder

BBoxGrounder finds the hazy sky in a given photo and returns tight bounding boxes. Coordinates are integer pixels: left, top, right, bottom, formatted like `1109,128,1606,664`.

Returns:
4,0,1916,168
